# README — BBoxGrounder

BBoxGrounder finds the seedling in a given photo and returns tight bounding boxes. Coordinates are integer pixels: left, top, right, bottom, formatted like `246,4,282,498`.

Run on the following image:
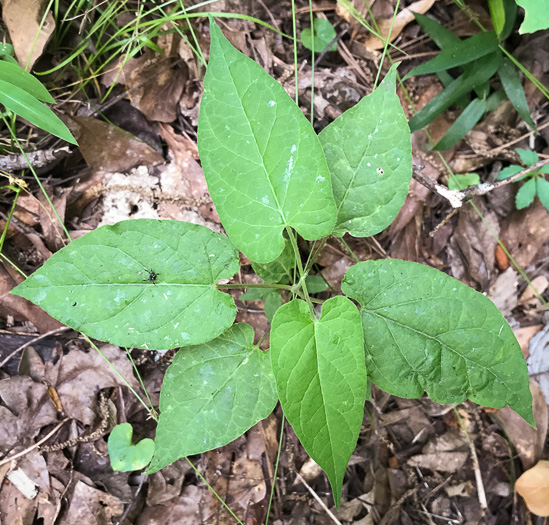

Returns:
497,148,549,209
11,21,534,507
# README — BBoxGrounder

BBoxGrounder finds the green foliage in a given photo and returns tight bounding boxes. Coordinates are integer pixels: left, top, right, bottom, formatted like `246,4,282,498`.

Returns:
0,59,77,144
13,21,534,506
301,18,337,53
496,148,549,210
108,423,155,471
448,173,480,190
515,0,549,33
406,13,535,149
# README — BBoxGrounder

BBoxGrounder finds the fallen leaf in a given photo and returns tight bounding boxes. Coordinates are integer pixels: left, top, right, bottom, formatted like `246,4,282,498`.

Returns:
527,324,549,406
515,460,549,516
514,325,543,356
363,0,436,51
518,275,549,308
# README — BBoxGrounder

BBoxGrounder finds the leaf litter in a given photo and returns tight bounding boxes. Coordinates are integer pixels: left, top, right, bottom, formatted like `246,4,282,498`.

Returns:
1,0,549,523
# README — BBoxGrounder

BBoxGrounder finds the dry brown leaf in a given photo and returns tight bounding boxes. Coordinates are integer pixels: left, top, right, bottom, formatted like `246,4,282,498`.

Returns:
514,325,543,356
495,380,548,470
68,115,164,172
515,460,549,516
1,0,55,69
518,276,549,308
363,0,436,51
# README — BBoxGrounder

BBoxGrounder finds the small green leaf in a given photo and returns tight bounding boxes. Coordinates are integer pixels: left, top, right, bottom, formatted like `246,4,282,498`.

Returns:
516,177,537,209
108,423,154,472
198,21,337,263
342,259,534,426
414,13,460,49
489,0,506,36
496,164,523,180
516,0,549,33
498,59,536,130
320,64,412,237
536,177,549,210
408,53,502,131
448,173,480,190
148,324,278,472
305,274,329,294
0,44,15,57
485,90,506,112
239,288,271,301
0,79,77,144
516,148,539,165
301,18,337,53
12,219,239,350
264,290,282,323
0,61,55,103
251,238,295,283
403,32,498,81
271,296,366,506
432,98,487,151
539,164,549,174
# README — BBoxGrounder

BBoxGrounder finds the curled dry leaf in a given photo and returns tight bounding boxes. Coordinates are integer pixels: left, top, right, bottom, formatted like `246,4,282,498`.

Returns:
363,0,436,51
515,460,549,516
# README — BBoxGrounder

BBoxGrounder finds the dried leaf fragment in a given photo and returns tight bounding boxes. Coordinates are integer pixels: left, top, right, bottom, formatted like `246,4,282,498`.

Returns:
516,460,549,516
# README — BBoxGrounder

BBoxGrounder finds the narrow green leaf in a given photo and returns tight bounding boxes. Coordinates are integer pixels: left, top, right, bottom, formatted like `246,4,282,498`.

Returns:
499,0,518,40
403,32,498,81
496,164,523,180
264,290,282,323
342,259,534,426
320,64,412,237
432,98,487,151
108,423,154,472
409,53,502,131
516,178,537,209
0,61,55,102
516,0,549,33
251,238,295,283
148,324,278,472
516,148,538,165
0,79,77,144
536,177,549,210
301,18,337,53
198,21,337,263
498,58,536,130
12,220,239,350
448,173,480,190
413,13,460,49
271,296,366,506
485,90,506,112
488,0,506,37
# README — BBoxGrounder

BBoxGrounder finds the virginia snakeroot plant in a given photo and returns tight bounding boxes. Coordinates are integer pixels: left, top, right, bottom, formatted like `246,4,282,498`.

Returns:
12,21,534,506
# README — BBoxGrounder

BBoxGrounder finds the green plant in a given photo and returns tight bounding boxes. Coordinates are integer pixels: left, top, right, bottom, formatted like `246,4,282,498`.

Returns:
301,18,337,53
108,422,155,471
11,21,534,507
404,9,535,150
497,148,549,209
0,44,76,145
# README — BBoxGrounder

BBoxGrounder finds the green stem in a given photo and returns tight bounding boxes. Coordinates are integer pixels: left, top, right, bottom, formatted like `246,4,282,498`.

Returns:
291,0,299,104
265,415,285,524
125,348,158,419
340,237,360,264
286,227,315,316
217,283,292,291
0,186,21,253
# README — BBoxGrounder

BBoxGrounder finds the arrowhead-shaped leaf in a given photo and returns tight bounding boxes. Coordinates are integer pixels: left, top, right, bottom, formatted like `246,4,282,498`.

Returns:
148,323,278,472
342,259,534,426
12,219,239,350
198,21,337,263
108,423,155,471
319,64,412,237
271,297,366,506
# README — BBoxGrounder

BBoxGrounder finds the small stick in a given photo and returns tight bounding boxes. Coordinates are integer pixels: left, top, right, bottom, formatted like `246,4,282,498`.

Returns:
293,471,343,525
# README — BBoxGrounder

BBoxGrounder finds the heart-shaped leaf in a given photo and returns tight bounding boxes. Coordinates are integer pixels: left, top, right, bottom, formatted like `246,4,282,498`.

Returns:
148,323,278,472
319,64,412,237
198,21,336,263
271,296,366,506
342,259,534,426
12,219,240,350
108,423,154,471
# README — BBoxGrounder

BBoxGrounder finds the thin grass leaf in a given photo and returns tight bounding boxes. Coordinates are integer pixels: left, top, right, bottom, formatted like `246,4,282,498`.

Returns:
413,13,460,49
0,79,77,144
489,0,506,36
409,53,502,131
0,61,55,103
498,58,536,130
403,32,498,81
516,178,536,209
432,98,487,150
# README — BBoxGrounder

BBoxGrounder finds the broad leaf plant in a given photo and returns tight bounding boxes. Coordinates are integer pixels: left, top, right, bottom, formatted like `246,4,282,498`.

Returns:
12,21,534,506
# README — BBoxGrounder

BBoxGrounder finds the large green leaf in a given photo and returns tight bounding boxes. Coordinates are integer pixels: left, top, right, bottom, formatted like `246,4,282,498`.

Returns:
319,64,412,237
342,259,534,425
271,297,366,506
516,0,549,33
0,61,55,103
0,79,77,144
403,32,498,80
408,52,502,131
12,219,239,350
148,323,278,472
198,21,337,263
